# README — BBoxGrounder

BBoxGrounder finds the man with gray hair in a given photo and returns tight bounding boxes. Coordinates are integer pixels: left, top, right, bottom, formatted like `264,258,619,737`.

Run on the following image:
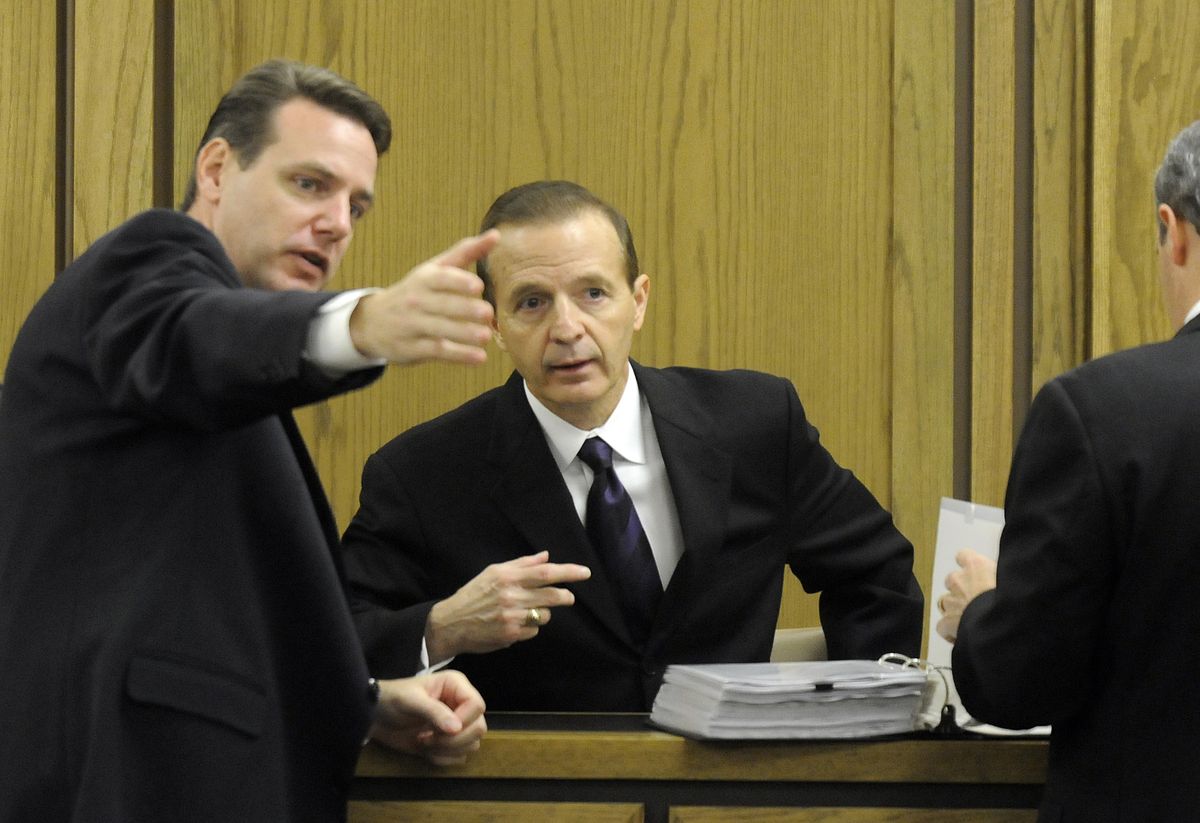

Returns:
934,120,1200,821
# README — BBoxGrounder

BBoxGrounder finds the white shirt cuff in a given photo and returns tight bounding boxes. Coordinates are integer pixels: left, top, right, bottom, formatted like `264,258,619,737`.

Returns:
304,288,387,376
420,637,454,673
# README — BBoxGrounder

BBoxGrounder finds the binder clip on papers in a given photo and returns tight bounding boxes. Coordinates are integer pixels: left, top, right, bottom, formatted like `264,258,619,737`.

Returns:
877,653,960,734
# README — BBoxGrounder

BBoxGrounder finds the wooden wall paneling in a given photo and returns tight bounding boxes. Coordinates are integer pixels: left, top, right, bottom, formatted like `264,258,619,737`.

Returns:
1092,0,1200,357
891,0,956,627
0,0,57,373
71,0,157,254
640,1,895,629
970,0,1016,508
732,2,895,494
1031,0,1089,390
1089,0,1114,356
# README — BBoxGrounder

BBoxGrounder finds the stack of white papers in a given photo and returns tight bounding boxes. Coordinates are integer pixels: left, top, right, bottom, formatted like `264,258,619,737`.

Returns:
649,660,929,739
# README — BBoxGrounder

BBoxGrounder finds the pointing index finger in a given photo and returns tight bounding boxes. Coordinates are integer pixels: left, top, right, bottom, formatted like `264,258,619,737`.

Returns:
527,562,592,585
431,229,500,270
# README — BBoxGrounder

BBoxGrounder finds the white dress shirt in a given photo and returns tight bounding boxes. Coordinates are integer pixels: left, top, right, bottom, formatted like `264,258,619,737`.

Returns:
303,288,387,375
525,364,685,587
1185,298,1200,328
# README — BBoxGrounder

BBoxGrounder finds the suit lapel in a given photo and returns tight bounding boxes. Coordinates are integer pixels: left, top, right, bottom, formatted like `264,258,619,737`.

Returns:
634,364,734,626
484,374,636,647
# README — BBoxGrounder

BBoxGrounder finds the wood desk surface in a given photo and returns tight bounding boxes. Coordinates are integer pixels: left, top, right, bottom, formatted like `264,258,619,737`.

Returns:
356,713,1049,784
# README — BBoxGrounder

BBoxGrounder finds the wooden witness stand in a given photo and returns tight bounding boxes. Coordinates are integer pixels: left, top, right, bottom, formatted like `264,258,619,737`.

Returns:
350,714,1048,823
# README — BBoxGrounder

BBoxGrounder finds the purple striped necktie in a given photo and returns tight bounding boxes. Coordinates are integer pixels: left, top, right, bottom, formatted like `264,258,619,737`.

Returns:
578,436,662,644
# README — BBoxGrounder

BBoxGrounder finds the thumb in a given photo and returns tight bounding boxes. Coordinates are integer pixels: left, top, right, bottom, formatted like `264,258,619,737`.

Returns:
403,689,464,735
380,679,465,735
432,229,501,270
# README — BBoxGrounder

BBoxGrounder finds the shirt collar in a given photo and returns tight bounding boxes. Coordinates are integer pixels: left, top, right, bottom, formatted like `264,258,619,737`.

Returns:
524,363,647,471
1185,298,1200,328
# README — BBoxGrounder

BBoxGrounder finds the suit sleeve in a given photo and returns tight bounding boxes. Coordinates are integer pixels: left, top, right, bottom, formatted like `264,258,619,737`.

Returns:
952,378,1115,729
781,381,924,658
341,449,438,678
81,213,378,431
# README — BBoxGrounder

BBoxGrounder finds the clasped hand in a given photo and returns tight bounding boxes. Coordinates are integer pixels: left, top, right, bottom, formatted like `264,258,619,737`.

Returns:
369,670,487,766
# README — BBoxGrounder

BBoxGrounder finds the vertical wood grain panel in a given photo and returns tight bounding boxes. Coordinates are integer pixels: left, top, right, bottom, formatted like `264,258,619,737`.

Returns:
971,0,1016,507
1032,0,1089,390
892,1,956,625
1089,0,1114,356
72,0,156,254
0,0,57,373
1092,0,1200,357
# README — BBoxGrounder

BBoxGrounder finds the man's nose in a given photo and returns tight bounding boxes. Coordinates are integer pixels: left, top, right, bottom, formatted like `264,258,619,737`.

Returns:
549,296,584,340
315,198,353,241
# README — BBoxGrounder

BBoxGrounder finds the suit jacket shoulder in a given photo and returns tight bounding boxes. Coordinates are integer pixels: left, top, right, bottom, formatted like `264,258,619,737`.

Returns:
15,209,379,431
953,322,1200,819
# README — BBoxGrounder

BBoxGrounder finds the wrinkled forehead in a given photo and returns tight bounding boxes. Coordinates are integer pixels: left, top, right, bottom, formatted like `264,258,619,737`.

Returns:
489,214,625,285
262,99,378,180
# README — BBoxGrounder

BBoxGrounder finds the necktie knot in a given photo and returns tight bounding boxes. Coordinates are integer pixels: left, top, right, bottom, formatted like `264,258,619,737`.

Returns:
578,436,614,472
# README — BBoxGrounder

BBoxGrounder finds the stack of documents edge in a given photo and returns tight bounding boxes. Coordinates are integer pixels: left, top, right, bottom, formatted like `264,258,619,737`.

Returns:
649,660,929,740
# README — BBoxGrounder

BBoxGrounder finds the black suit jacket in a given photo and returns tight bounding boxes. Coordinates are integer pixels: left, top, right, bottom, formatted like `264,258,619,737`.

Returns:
343,364,922,711
0,211,382,822
953,317,1200,822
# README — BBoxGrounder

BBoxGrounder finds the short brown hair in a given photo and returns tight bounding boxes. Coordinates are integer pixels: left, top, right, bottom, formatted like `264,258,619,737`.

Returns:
476,181,640,304
179,59,391,211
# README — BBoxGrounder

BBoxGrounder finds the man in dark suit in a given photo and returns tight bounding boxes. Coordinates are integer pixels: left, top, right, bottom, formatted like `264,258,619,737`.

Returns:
935,121,1200,821
342,180,924,712
0,61,491,822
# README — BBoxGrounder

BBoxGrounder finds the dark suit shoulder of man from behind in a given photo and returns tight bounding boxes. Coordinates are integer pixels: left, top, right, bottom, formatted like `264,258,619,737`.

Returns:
937,120,1200,822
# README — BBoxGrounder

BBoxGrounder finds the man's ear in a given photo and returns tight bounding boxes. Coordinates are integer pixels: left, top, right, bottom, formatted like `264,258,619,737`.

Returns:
1160,203,1190,266
491,315,507,352
631,273,650,332
193,138,233,206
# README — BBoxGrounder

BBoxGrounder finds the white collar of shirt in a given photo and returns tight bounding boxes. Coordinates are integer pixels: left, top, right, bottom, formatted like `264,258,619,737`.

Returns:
522,362,684,589
1185,298,1200,328
524,363,646,469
